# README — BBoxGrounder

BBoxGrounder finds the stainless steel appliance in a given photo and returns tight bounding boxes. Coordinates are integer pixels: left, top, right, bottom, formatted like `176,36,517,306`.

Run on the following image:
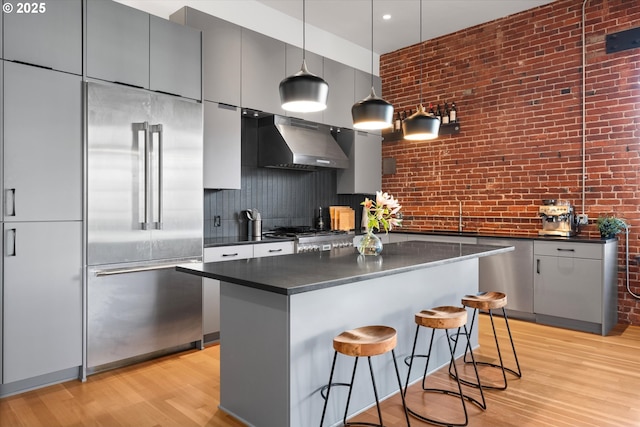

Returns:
86,81,203,372
265,226,354,253
538,200,578,237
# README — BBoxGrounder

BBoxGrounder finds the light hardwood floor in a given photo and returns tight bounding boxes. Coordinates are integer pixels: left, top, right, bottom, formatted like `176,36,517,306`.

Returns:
1,316,639,427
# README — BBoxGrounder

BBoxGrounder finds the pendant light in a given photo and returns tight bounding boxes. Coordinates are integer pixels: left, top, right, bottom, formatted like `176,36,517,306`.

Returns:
279,0,328,113
352,0,394,130
403,0,440,140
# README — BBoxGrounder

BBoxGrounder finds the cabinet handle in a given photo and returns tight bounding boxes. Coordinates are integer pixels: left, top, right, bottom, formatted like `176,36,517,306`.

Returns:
556,248,575,252
536,258,540,274
6,228,16,256
5,188,16,217
222,253,239,257
268,249,283,253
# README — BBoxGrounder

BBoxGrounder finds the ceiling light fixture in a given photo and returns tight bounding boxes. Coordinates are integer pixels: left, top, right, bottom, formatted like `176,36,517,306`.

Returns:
403,0,440,141
351,0,394,130
279,0,329,113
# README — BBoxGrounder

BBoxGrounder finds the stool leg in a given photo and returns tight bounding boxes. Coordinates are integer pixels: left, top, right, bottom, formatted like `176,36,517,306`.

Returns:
342,357,360,426
501,307,522,378
320,351,339,427
391,349,411,427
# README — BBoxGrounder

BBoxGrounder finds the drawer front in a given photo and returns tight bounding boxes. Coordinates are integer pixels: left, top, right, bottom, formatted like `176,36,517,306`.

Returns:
534,241,603,259
204,245,253,262
253,241,295,258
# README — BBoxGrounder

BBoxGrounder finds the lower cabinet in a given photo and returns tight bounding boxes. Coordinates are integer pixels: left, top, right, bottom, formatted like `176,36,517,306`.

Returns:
533,240,618,335
203,241,294,339
2,221,82,384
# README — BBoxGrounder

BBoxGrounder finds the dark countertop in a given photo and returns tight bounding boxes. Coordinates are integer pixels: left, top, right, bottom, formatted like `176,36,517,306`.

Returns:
179,240,514,295
394,230,615,244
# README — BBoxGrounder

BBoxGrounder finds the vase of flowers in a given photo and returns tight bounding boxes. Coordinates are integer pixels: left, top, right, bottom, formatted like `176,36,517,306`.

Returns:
358,191,402,256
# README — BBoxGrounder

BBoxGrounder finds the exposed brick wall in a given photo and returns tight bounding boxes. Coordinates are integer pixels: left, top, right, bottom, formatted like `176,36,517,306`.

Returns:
380,0,640,325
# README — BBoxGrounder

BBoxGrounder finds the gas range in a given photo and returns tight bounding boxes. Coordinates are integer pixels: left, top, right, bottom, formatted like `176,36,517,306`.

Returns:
264,226,354,253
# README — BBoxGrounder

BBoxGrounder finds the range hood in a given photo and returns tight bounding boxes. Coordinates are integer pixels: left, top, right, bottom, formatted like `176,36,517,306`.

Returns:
257,115,349,170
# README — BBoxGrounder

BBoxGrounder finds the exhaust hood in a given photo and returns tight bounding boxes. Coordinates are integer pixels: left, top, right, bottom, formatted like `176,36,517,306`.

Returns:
257,115,349,170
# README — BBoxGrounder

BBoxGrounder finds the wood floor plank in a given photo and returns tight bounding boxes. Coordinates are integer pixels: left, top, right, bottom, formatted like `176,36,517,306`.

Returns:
1,316,639,426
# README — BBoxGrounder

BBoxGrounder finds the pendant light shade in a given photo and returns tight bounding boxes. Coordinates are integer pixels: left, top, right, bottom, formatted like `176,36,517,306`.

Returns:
280,59,328,112
280,0,328,113
352,0,394,130
403,0,439,141
402,104,440,140
352,87,394,130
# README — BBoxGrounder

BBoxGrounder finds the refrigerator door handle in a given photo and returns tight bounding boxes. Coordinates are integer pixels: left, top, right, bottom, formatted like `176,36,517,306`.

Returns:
5,188,16,217
150,124,164,230
6,228,16,256
93,259,200,276
134,121,152,230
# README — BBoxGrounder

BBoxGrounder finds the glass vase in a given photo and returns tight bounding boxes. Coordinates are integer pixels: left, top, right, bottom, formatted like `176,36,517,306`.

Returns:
357,230,383,256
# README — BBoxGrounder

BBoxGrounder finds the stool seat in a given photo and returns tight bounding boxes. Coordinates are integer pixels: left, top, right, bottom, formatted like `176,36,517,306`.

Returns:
415,306,467,329
461,291,507,310
333,325,397,357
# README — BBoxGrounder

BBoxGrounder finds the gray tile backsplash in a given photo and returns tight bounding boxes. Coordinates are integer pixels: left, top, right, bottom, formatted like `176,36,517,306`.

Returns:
204,117,367,239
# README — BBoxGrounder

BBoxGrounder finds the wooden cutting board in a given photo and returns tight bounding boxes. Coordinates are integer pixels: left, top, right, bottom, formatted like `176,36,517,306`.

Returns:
330,206,355,231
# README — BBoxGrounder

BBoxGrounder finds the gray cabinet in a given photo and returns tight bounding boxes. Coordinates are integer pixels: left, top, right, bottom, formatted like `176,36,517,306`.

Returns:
478,238,534,319
285,45,324,123
533,240,618,335
3,221,82,383
87,0,201,98
150,15,201,100
204,102,241,189
3,0,82,74
336,130,382,194
323,58,354,128
3,62,82,222
241,29,285,114
86,0,150,88
171,7,241,106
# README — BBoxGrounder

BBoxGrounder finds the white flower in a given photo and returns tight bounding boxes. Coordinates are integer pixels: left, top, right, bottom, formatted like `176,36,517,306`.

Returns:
362,191,402,233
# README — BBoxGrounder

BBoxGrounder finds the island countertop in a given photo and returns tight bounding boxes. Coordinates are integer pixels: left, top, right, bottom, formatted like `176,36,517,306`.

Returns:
177,240,513,295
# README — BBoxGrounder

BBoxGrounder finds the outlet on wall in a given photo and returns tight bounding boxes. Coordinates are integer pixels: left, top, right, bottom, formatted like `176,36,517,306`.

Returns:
214,215,221,227
577,214,589,225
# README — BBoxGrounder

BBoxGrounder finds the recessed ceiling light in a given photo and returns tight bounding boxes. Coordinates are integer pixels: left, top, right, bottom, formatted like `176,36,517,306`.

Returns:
382,14,391,20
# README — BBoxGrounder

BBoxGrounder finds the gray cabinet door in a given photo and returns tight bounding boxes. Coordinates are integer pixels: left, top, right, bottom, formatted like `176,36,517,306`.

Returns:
174,8,241,106
323,58,355,128
336,130,381,194
204,102,241,189
534,255,602,323
285,45,324,123
4,63,82,222
3,0,82,74
3,221,82,383
150,15,201,100
86,0,150,88
241,29,285,115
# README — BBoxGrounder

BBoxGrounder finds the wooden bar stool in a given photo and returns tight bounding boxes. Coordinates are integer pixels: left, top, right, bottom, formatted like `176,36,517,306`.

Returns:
453,291,522,390
403,306,486,427
319,325,410,427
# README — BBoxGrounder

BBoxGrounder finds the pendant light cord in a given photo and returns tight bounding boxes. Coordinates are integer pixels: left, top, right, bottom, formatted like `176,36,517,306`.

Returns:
370,0,374,87
302,0,306,60
418,0,423,105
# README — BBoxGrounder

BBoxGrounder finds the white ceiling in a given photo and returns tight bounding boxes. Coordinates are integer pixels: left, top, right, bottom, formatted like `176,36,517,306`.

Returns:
253,0,557,54
117,0,557,71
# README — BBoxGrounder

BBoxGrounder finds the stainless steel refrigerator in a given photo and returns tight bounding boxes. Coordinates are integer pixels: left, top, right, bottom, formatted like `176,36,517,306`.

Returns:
86,81,203,372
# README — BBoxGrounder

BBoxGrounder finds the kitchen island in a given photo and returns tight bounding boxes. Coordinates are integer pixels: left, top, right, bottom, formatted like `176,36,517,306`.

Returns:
177,240,513,427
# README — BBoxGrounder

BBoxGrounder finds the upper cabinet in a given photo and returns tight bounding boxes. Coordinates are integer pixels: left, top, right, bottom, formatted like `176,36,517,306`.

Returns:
171,7,241,106
284,45,324,124
241,29,285,115
87,0,201,99
323,58,355,129
86,0,149,88
203,102,241,189
149,16,201,100
3,0,82,74
336,130,382,195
